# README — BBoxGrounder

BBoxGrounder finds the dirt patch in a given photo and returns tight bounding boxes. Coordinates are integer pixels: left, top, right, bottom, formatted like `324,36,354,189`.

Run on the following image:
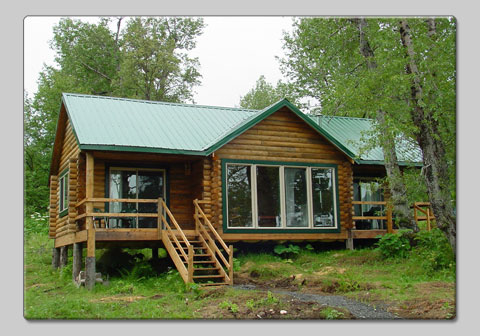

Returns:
195,291,354,319
91,295,146,303
386,282,456,319
388,298,455,319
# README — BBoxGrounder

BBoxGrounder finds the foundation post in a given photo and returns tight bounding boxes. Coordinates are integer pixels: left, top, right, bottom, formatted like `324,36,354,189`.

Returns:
60,245,69,267
346,228,354,250
72,243,83,281
152,248,159,261
52,247,60,269
85,152,96,290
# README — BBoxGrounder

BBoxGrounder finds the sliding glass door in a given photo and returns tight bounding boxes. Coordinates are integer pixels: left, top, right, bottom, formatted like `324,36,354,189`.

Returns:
109,167,165,228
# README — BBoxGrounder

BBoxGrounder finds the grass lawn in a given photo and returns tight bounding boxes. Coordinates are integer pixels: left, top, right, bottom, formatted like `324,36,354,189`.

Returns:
24,228,455,319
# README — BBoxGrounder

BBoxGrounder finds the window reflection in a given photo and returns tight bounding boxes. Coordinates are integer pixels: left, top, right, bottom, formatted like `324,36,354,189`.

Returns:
285,168,308,227
227,165,253,227
312,168,335,227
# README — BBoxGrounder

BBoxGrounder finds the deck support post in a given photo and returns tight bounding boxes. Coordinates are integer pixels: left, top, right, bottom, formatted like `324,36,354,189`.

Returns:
72,243,83,281
346,228,354,250
52,247,60,269
152,248,158,261
85,152,96,290
60,245,69,267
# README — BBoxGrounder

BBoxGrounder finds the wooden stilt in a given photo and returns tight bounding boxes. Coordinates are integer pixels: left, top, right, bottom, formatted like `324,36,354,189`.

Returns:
346,229,354,250
52,247,60,269
85,152,96,290
152,248,158,261
72,243,83,281
60,245,69,267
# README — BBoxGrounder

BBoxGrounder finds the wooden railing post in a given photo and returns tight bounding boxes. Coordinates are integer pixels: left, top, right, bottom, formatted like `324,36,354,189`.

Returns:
426,207,431,231
228,244,234,285
187,245,194,283
157,197,163,238
413,203,419,228
386,203,393,234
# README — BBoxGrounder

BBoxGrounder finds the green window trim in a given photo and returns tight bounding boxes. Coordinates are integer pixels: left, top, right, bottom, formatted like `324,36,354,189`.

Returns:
221,159,341,234
59,168,69,218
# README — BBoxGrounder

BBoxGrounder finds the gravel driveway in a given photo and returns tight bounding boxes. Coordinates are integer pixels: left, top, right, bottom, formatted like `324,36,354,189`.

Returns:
234,284,399,319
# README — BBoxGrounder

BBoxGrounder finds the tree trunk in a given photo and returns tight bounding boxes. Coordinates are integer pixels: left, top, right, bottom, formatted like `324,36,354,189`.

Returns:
399,19,456,253
355,18,417,230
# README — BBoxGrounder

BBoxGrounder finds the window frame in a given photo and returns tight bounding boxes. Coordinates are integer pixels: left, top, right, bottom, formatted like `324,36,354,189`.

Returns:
222,159,341,233
59,168,69,218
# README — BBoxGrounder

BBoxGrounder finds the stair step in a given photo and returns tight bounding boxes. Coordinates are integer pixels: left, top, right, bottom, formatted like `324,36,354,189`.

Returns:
199,282,229,287
193,253,212,257
194,267,220,271
191,260,216,264
193,275,225,279
175,246,207,251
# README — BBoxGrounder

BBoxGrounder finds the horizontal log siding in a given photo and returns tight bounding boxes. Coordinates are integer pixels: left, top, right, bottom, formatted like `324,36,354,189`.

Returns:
53,118,81,239
49,175,58,238
213,107,353,239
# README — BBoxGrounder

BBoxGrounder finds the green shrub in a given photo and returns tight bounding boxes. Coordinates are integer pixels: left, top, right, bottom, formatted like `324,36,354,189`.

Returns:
274,244,301,259
376,230,412,259
322,307,345,320
219,300,239,313
413,229,455,274
24,212,49,237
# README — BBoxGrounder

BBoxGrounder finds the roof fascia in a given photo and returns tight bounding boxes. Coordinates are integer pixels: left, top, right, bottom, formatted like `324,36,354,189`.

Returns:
79,144,207,156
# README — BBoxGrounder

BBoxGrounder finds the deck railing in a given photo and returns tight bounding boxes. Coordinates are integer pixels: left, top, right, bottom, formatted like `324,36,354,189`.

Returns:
74,198,161,231
352,200,393,233
412,202,435,231
193,199,233,285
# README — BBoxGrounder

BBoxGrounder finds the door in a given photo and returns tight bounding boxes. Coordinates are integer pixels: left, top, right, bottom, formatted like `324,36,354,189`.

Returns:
108,167,166,228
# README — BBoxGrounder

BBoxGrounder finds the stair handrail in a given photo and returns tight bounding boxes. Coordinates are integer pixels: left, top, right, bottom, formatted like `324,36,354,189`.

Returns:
160,198,191,248
159,198,191,265
193,199,233,284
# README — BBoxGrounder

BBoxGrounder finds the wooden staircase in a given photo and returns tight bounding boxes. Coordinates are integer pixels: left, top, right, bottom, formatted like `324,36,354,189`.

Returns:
159,198,233,286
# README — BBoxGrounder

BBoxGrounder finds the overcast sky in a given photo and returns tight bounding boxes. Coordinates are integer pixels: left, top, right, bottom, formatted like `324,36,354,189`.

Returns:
23,16,294,108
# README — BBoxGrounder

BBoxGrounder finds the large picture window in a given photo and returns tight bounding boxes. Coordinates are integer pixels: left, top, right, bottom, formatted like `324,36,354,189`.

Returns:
225,161,339,231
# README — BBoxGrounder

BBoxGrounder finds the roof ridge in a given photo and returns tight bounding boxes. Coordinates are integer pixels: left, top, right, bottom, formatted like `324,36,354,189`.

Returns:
62,92,260,113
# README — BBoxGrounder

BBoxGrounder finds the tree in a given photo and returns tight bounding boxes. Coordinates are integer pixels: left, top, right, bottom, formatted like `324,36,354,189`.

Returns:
278,18,456,247
279,18,418,229
239,75,295,110
24,17,205,215
398,18,456,252
114,17,204,102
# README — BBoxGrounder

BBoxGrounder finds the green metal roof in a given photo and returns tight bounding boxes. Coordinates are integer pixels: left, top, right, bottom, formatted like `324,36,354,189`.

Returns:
61,93,422,165
307,115,423,165
62,93,259,156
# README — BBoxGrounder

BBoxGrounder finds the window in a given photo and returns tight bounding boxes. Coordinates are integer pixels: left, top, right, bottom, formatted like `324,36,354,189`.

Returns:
59,170,69,217
224,161,339,231
109,167,166,228
226,165,253,228
353,179,385,229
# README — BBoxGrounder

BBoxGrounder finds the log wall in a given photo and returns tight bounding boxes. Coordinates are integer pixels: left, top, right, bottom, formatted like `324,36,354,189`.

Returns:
211,107,354,240
52,118,81,239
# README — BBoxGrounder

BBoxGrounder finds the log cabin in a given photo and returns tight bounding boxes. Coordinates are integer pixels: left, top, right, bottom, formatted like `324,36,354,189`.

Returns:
48,93,422,288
